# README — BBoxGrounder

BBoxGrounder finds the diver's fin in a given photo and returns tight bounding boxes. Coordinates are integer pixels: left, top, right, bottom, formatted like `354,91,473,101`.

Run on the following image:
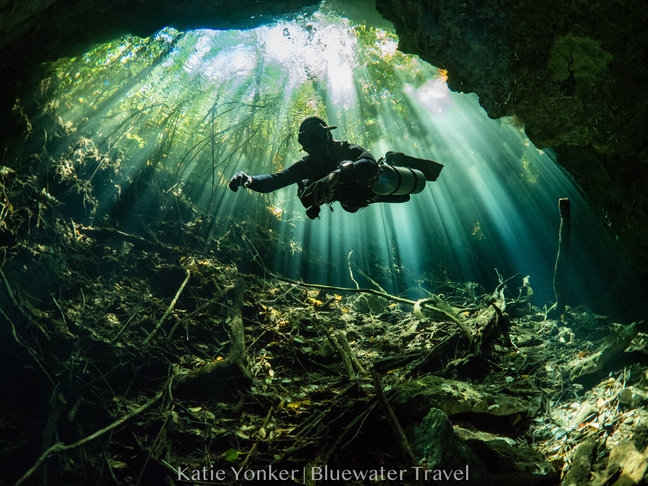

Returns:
375,194,410,203
385,151,444,181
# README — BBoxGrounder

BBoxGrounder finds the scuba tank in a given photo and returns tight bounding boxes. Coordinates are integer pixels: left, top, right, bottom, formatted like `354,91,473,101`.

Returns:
372,151,444,196
372,165,426,196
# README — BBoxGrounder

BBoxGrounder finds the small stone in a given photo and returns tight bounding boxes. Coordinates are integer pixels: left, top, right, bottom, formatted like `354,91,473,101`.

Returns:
619,387,635,406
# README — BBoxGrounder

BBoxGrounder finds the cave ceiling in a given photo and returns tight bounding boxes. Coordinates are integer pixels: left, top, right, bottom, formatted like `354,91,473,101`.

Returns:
2,0,647,287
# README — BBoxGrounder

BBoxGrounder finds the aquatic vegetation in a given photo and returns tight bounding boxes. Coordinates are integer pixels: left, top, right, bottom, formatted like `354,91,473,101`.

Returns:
547,33,614,90
34,9,638,316
1,2,646,485
2,173,646,484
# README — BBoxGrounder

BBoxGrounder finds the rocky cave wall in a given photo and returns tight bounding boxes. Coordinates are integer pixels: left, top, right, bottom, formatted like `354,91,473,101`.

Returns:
0,0,319,114
375,0,648,291
1,0,647,291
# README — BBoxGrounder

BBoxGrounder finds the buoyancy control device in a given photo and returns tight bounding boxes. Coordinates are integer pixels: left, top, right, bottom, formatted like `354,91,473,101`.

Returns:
297,151,444,218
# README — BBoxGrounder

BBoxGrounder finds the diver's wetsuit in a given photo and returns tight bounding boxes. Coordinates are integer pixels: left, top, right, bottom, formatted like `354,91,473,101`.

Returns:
247,141,377,193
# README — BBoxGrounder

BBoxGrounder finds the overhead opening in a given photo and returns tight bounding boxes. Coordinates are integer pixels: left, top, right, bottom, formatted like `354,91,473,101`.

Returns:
37,0,635,315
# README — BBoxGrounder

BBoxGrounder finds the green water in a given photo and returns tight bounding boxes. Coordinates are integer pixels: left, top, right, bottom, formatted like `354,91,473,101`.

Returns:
43,2,642,316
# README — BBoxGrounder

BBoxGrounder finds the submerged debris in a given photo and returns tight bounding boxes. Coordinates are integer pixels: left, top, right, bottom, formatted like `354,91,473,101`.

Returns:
1,147,647,486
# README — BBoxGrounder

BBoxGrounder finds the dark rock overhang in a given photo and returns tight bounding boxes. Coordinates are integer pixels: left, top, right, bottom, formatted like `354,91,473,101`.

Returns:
374,0,648,288
0,0,319,108
1,0,319,67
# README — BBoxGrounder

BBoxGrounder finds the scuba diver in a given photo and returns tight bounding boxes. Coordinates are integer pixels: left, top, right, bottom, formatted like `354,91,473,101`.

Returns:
228,116,443,219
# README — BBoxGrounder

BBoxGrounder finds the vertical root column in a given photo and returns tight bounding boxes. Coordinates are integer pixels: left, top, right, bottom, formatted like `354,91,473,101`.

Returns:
548,197,571,319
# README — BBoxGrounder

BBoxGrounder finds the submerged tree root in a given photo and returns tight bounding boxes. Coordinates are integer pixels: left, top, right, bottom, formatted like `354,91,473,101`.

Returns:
1,164,646,485
16,391,164,486
266,270,475,345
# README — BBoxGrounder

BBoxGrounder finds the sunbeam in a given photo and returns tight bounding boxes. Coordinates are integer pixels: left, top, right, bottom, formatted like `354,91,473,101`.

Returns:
43,1,642,317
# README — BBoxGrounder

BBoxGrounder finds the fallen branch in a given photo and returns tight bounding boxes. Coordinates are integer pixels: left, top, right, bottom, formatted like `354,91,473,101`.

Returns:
0,267,21,309
414,297,473,344
319,324,355,379
0,306,54,386
167,283,236,339
240,406,274,469
241,234,473,347
355,267,387,293
347,251,360,290
268,272,471,342
303,398,375,484
16,391,163,486
135,409,172,486
371,369,418,466
0,268,50,341
78,225,178,255
227,280,251,380
336,330,365,375
143,267,191,345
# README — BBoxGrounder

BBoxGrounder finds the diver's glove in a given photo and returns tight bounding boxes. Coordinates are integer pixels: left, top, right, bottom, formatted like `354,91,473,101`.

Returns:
228,171,252,192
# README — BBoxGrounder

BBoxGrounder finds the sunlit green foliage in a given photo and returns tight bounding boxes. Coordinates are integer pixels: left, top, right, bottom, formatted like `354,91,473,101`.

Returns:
46,9,441,209
40,4,628,314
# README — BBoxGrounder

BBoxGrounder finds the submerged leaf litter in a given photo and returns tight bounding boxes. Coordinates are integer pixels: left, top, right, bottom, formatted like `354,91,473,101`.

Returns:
1,138,647,486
